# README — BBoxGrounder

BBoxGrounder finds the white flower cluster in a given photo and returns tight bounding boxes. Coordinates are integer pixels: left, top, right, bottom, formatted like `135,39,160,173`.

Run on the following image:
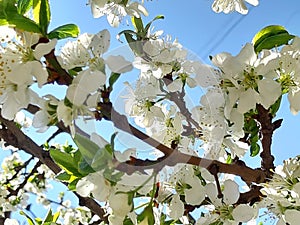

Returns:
124,36,250,159
57,205,93,225
88,0,148,27
0,148,65,222
201,38,300,159
77,171,153,224
261,156,300,225
32,29,132,135
0,153,29,216
76,163,259,224
0,27,56,120
197,179,257,224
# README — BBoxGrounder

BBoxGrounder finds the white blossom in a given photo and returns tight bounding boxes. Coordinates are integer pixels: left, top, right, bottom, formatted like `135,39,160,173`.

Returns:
212,0,259,14
88,0,148,27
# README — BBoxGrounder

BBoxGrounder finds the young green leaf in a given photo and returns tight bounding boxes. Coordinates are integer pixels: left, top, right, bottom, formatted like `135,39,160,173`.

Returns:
0,0,40,32
144,15,164,34
252,25,295,53
39,0,50,35
17,0,33,15
270,96,282,116
109,72,121,90
7,13,41,33
32,0,40,23
47,23,80,39
52,211,60,223
78,157,95,175
132,16,144,33
50,148,82,177
250,142,260,157
138,205,155,225
20,211,36,225
73,134,100,163
42,208,54,223
68,177,81,191
55,171,71,181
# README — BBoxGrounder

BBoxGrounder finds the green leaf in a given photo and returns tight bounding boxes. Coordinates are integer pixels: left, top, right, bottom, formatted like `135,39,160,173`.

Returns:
48,23,79,39
270,96,282,116
117,29,136,42
42,208,54,223
50,149,82,177
252,25,295,53
144,15,164,34
90,146,113,171
68,177,80,191
125,32,143,55
0,19,8,25
17,0,32,14
138,205,155,225
226,154,232,164
255,33,294,53
117,29,143,55
1,0,18,13
32,0,40,23
123,217,135,225
109,72,121,90
52,211,60,223
7,13,40,32
250,143,260,157
74,134,115,172
110,132,118,153
39,0,50,35
35,218,42,225
43,223,57,225
73,134,100,162
55,171,71,181
78,158,95,175
0,0,40,32
132,16,144,33
252,25,287,45
20,211,36,225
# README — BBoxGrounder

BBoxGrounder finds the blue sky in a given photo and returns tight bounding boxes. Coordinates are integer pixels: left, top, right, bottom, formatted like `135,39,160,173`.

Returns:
5,0,300,223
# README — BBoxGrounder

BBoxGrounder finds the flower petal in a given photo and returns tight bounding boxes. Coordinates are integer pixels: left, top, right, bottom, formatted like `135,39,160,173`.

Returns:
232,204,255,222
105,55,133,73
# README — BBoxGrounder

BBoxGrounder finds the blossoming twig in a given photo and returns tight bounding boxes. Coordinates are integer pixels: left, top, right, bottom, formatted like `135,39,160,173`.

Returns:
100,103,266,184
0,113,108,222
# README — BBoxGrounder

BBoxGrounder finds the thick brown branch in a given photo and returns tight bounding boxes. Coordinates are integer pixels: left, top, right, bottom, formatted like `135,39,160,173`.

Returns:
256,104,277,176
103,106,266,184
236,185,263,205
45,49,73,85
0,116,61,174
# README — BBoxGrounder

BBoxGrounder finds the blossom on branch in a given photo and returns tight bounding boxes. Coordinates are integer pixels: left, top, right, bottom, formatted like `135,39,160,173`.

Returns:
0,30,56,120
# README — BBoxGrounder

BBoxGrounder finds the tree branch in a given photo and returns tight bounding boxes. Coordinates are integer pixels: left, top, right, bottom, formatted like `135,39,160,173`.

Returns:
163,76,201,136
0,115,108,223
256,104,280,177
99,104,266,184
